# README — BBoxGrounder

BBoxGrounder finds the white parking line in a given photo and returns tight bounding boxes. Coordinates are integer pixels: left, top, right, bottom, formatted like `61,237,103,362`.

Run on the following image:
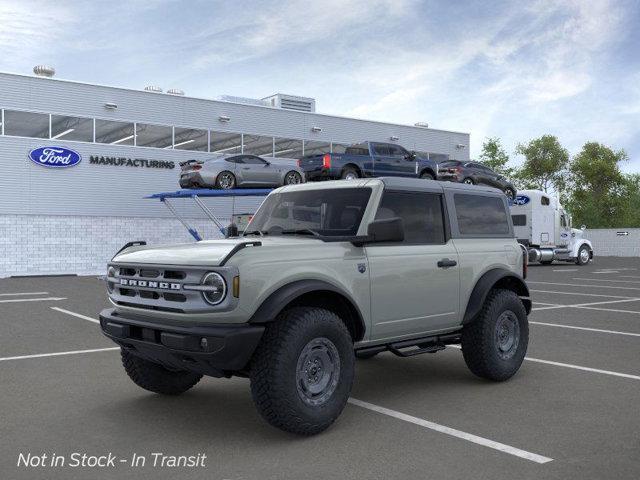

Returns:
573,278,640,285
448,345,640,381
530,289,638,299
574,306,640,315
530,321,640,337
618,275,640,279
532,298,640,312
51,307,99,324
0,347,119,362
0,292,49,297
348,398,553,464
552,269,578,272
0,297,67,304
528,281,640,291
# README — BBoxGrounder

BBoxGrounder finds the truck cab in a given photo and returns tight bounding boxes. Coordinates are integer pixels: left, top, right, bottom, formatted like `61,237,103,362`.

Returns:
510,190,593,265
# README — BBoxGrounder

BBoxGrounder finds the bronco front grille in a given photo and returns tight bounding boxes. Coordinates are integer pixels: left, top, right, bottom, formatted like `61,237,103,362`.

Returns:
107,264,229,313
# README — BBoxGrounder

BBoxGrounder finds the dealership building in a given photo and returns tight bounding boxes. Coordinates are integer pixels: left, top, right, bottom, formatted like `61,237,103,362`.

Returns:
0,68,470,277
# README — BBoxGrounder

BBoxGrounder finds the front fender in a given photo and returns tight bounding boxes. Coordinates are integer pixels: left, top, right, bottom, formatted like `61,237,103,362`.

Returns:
571,239,593,257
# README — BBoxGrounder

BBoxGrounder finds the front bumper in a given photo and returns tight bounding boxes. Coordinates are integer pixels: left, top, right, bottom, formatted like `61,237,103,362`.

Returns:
99,308,264,377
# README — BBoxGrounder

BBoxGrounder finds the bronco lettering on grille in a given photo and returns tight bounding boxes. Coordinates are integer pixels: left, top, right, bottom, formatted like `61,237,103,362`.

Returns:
119,279,181,290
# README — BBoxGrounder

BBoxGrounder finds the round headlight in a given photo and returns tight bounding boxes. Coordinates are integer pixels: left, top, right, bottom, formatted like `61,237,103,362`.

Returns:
106,266,116,293
201,272,226,305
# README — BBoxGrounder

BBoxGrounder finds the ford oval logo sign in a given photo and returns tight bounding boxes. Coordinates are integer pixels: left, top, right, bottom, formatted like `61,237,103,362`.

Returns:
28,146,82,168
513,195,530,206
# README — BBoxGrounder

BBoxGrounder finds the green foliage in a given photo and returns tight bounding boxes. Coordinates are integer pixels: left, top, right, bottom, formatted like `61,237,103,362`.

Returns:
515,135,569,193
478,137,515,177
566,142,629,228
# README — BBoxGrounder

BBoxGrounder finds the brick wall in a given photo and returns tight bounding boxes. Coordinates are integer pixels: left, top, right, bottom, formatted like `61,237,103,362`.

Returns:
0,215,226,277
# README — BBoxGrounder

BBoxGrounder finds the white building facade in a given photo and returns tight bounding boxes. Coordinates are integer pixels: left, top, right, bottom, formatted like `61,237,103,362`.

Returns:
0,71,470,277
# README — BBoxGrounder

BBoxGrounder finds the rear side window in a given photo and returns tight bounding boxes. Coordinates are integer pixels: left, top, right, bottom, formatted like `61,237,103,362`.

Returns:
511,214,527,226
372,144,390,156
375,191,445,244
454,194,511,236
541,196,550,205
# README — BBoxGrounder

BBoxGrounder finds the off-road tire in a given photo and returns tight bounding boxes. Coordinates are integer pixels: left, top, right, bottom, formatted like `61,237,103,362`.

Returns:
461,289,528,382
250,307,355,435
121,349,202,395
575,245,591,265
341,167,359,180
420,171,435,180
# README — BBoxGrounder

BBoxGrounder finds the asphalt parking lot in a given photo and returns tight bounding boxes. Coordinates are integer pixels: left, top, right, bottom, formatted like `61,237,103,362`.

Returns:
2,257,640,480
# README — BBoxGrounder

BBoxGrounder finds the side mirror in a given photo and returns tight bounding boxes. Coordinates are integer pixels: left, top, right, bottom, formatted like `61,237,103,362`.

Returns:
366,217,404,243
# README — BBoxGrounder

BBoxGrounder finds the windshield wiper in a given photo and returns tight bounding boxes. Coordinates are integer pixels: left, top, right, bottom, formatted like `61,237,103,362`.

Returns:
280,229,320,237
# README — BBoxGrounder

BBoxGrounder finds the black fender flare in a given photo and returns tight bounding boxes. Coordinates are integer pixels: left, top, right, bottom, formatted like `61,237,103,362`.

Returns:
463,268,531,324
248,280,367,340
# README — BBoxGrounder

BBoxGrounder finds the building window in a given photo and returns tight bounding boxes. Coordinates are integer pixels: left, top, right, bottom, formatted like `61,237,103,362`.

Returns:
95,119,135,145
303,140,330,156
273,137,303,159
243,134,274,156
50,114,94,142
331,143,349,154
173,127,208,151
135,123,173,148
210,131,242,154
3,110,50,139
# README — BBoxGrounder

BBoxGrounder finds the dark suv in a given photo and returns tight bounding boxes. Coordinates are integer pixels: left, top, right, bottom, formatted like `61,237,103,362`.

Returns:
438,160,516,199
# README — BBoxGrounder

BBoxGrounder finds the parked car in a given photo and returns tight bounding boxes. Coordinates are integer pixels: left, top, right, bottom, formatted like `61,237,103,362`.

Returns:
438,160,516,199
179,154,305,189
298,141,438,181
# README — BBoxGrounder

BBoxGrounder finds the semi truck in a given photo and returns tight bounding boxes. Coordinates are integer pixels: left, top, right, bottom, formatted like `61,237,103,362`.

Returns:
510,190,593,265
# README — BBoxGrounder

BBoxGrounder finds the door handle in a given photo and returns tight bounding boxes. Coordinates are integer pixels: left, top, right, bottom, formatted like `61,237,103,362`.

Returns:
437,258,457,268
242,167,250,170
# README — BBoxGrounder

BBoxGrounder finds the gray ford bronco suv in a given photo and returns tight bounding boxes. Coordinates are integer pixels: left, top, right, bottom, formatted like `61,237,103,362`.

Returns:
100,177,531,435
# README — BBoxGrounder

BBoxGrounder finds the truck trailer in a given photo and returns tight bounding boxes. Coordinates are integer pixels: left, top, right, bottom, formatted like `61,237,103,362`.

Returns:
510,190,593,265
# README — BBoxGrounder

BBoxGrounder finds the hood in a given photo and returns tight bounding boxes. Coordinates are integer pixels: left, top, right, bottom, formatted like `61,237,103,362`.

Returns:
571,228,585,239
112,236,323,266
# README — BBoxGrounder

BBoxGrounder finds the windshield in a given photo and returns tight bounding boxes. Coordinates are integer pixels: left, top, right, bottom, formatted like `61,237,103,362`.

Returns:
245,188,372,237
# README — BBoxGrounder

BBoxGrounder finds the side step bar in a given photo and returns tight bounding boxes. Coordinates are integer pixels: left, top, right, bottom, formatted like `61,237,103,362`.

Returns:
355,332,461,358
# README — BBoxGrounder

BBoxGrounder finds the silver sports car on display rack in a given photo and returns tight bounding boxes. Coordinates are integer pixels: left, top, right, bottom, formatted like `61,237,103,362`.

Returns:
179,154,305,189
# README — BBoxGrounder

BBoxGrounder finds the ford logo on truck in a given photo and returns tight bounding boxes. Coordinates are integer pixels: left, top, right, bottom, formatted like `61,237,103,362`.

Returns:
28,146,82,168
513,195,530,206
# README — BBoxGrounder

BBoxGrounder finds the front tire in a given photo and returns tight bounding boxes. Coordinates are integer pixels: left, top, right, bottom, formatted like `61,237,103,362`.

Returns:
250,307,355,435
121,349,202,395
461,289,528,382
576,245,591,265
215,171,236,189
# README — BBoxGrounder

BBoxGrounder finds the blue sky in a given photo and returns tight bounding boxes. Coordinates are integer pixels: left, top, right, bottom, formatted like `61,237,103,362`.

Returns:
1,0,639,171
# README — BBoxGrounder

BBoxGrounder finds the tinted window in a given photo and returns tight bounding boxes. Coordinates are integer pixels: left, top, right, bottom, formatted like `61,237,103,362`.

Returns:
247,188,371,237
387,145,406,157
541,196,550,206
345,146,369,156
4,110,49,138
242,155,267,165
512,214,527,226
454,194,510,236
51,114,93,142
373,144,390,156
375,191,445,244
440,160,461,167
225,156,244,164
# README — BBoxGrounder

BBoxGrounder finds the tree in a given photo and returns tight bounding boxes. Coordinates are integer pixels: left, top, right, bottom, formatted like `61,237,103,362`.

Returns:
515,135,569,193
566,142,628,228
620,174,640,228
479,137,514,177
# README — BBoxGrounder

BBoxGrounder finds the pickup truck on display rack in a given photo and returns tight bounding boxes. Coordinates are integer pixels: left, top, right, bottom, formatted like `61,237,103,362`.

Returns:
298,141,439,182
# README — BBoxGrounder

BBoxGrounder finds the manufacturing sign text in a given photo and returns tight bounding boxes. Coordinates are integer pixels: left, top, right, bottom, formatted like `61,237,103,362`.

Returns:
90,156,175,169
29,147,82,168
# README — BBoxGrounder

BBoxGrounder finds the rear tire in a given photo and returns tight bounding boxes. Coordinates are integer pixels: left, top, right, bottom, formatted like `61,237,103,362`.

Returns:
420,171,435,180
121,349,202,395
250,307,355,435
341,167,359,180
215,171,236,189
461,289,528,382
284,171,303,185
